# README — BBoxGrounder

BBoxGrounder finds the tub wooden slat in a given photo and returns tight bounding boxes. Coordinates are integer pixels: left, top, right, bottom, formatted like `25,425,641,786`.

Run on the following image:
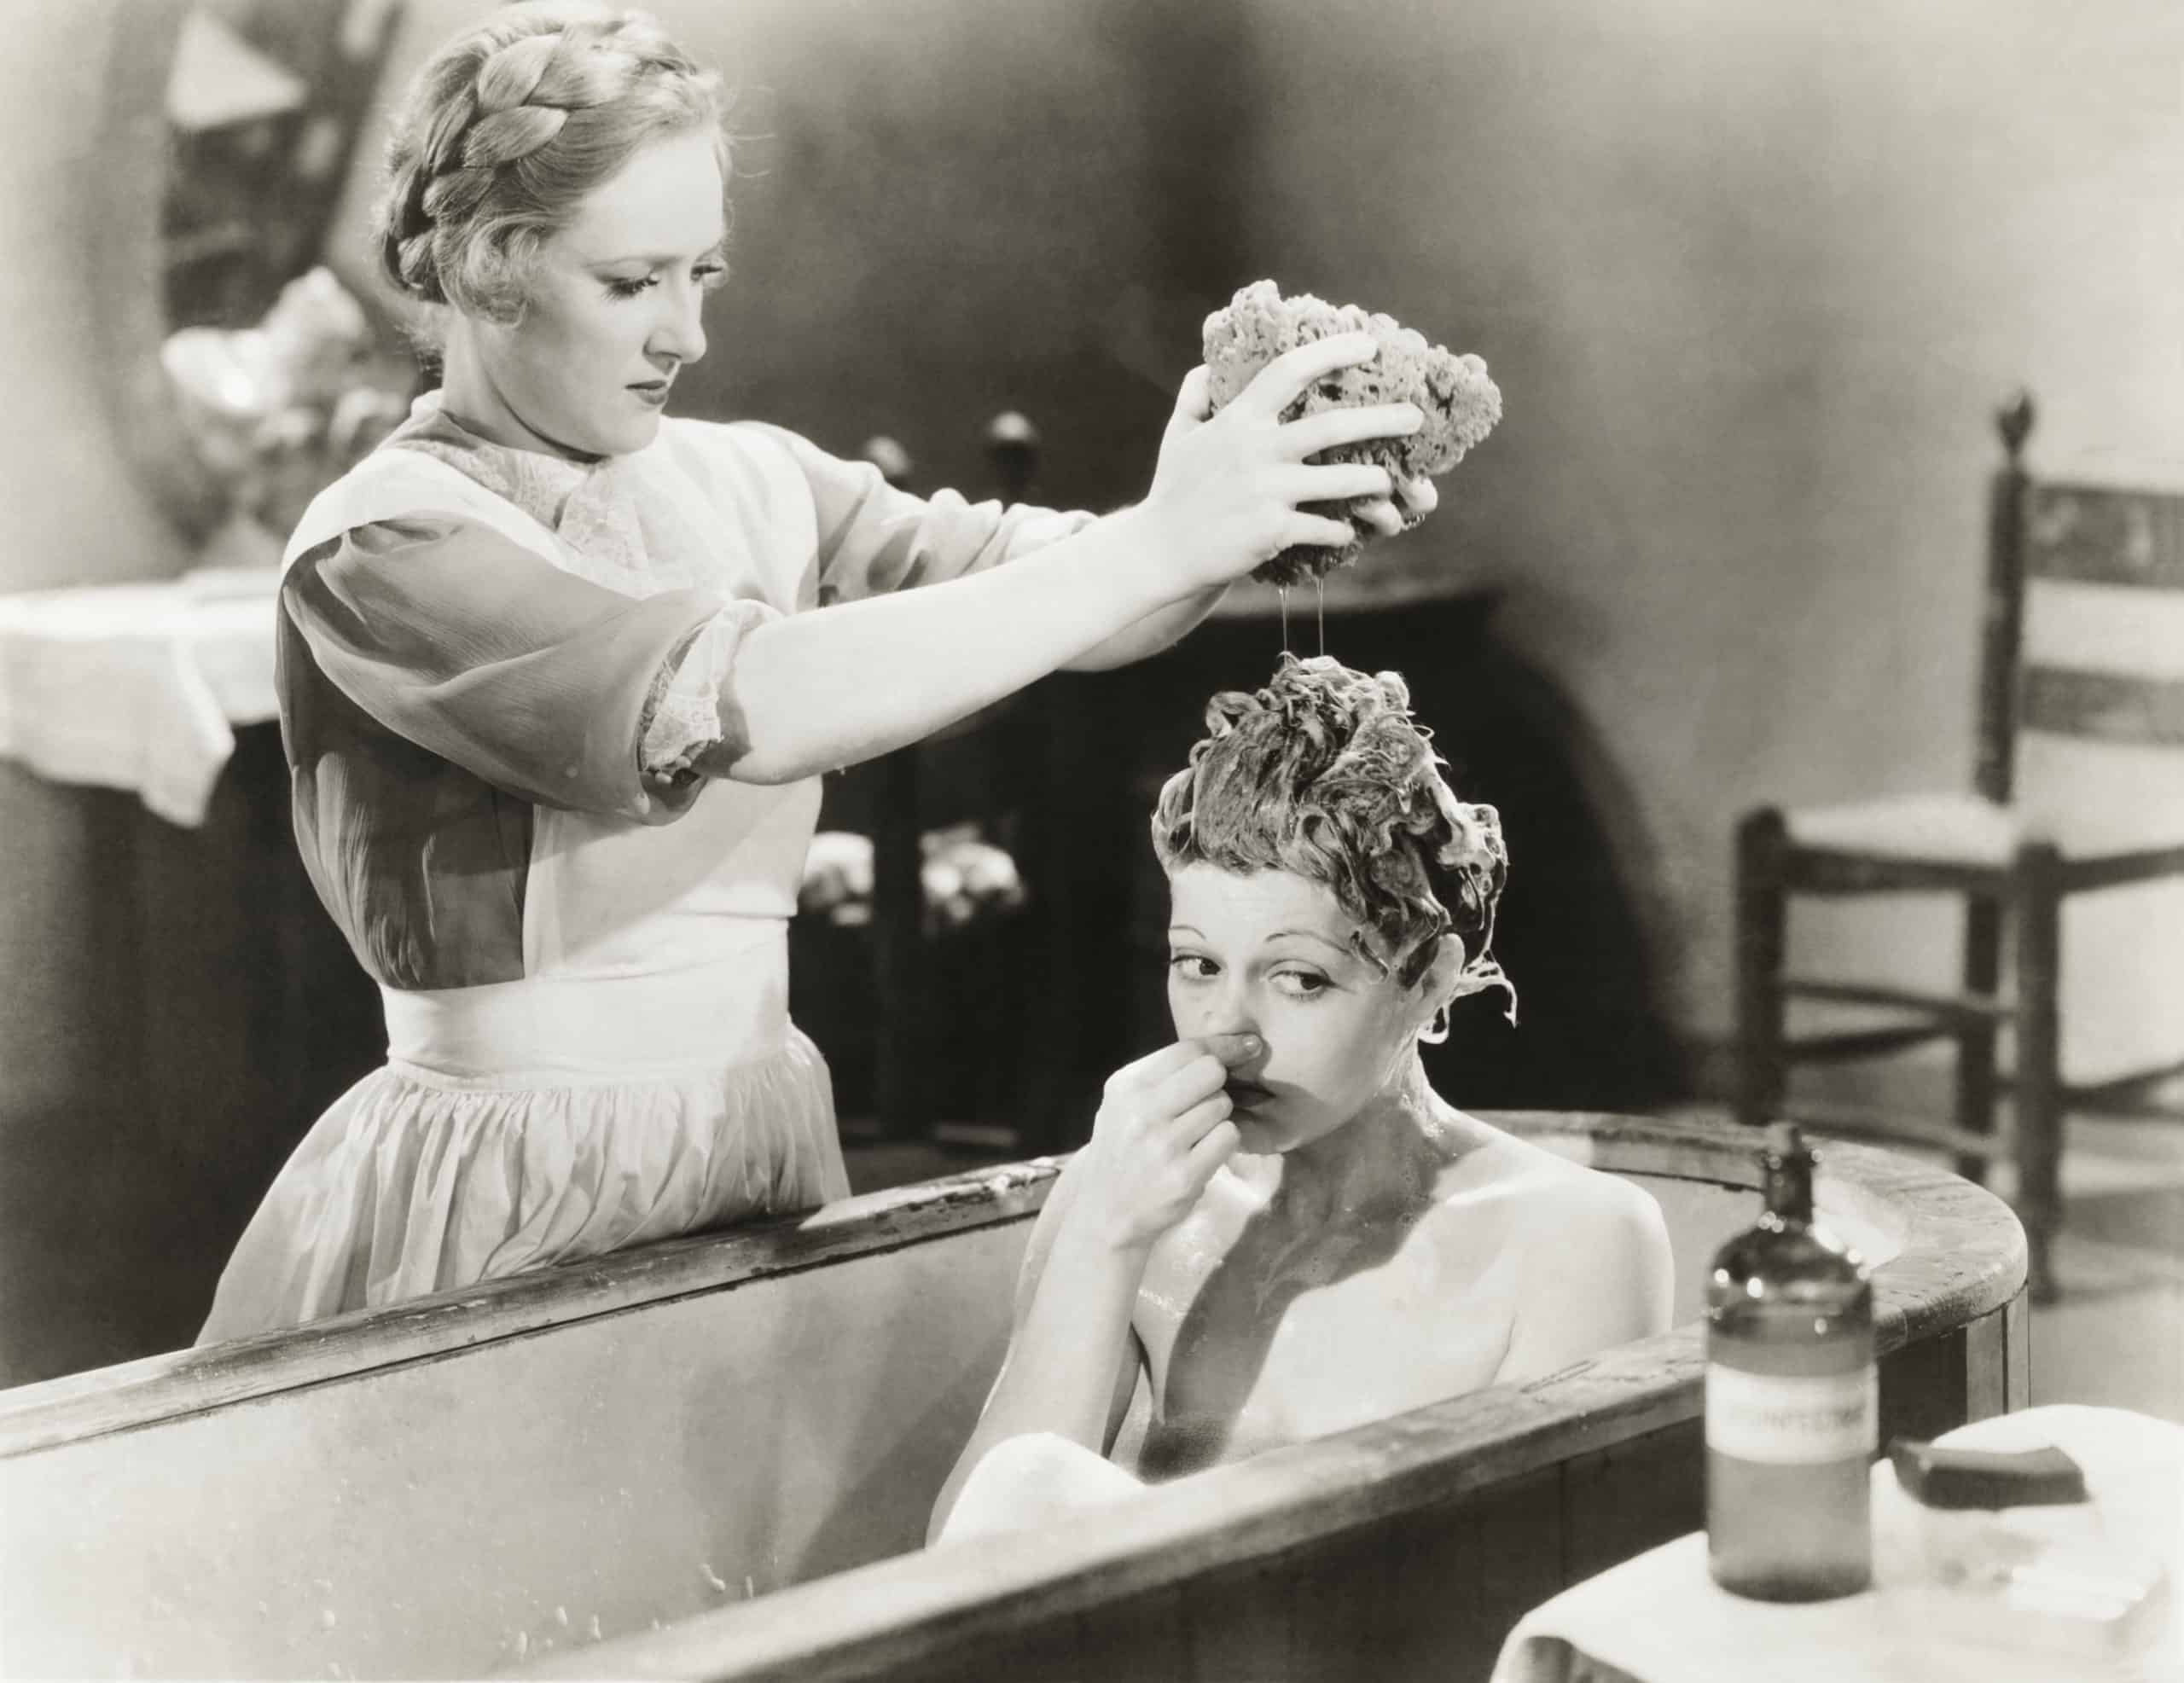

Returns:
1966,1302,2010,1419
1179,1547,1297,1680
1079,1579,1191,1679
1561,1418,1705,1586
2007,1290,2032,1409
1317,1465,1566,1681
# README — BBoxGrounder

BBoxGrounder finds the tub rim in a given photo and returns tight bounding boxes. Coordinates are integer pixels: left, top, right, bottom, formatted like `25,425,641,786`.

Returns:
0,1112,2022,1466
0,1155,1062,1460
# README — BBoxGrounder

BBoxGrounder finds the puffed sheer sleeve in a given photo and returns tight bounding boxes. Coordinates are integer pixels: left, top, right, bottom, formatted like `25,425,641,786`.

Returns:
636,603,775,785
283,514,732,822
744,421,1099,606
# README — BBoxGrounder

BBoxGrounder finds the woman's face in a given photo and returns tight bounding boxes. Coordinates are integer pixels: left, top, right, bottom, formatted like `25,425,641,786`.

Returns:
1165,864,1432,1154
453,129,726,459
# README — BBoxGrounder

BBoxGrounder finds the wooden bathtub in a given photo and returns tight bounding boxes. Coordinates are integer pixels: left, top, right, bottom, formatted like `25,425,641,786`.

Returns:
0,1113,2025,1681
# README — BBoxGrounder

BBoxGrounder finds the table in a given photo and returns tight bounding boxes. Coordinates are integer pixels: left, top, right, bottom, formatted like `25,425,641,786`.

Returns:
0,559,281,827
1491,1404,2182,1683
0,562,387,1383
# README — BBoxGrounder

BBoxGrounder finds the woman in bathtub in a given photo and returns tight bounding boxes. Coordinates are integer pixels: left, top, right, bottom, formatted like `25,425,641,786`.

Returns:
930,654,1674,1541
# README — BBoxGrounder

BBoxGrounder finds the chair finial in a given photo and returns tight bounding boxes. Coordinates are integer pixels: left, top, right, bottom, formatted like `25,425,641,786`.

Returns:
985,410,1040,502
985,410,1039,452
861,435,914,490
1995,390,2035,462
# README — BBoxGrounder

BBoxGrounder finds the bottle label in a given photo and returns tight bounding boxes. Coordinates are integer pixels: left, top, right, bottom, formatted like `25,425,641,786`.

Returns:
1705,1364,1878,1465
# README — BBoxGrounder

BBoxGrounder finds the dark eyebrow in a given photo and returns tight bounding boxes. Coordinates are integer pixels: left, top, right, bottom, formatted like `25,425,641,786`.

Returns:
1167,925,1352,960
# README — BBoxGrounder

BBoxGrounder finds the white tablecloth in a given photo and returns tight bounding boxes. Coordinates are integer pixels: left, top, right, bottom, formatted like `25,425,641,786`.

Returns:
1492,1405,2182,1683
0,568,281,827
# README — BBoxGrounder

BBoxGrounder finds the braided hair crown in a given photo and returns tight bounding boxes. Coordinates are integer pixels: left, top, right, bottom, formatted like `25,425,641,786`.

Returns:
1151,654,1515,1013
375,4,724,323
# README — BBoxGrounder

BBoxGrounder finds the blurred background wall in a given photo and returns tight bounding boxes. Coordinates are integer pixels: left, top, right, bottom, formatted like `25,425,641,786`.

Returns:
0,0,188,595
1,0,2177,1378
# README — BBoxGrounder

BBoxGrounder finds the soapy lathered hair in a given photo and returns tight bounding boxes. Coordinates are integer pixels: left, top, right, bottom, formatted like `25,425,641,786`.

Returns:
1152,654,1514,1016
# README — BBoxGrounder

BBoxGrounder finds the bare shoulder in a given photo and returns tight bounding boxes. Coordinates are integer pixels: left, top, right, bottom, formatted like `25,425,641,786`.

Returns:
1433,1120,1676,1378
1434,1118,1645,1204
1430,1119,1671,1273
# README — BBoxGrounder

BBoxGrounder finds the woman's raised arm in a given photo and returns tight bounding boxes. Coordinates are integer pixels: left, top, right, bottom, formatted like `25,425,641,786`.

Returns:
706,336,1423,785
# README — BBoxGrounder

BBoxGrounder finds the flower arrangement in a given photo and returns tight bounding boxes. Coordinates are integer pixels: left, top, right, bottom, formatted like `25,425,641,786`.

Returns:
160,267,411,569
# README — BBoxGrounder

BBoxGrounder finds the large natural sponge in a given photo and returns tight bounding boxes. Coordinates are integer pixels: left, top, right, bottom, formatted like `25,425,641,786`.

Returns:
1201,281,1502,587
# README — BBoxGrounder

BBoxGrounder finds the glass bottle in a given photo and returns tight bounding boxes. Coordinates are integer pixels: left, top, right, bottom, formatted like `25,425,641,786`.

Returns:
1705,1122,1875,1600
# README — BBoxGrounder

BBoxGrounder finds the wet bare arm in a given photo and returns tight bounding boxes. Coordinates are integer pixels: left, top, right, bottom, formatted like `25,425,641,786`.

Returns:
926,1036,1254,1542
926,1158,1151,1543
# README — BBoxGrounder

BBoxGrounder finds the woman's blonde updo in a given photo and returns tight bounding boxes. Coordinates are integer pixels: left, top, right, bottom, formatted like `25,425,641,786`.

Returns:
1152,655,1514,1010
375,4,725,324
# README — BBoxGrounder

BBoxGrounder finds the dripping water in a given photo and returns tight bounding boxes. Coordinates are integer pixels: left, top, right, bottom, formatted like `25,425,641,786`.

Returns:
1315,577,1326,657
1279,584,1291,655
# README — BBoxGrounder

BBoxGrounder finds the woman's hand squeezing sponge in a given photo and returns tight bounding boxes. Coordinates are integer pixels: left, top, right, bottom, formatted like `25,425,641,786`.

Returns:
1201,281,1502,587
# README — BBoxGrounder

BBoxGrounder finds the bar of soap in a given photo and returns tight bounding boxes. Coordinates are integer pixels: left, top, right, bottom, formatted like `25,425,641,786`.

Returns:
1891,1438,2090,1509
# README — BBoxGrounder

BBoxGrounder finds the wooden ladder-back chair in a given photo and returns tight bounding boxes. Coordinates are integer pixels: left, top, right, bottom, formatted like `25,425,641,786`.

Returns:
1735,392,2184,1300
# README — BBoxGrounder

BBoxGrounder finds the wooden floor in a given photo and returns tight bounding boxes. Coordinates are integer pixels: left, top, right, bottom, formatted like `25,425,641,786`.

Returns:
843,1105,2184,1425
2015,1111,2184,1421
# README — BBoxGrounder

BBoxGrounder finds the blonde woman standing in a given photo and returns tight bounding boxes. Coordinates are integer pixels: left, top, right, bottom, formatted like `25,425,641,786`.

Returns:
200,4,1437,1341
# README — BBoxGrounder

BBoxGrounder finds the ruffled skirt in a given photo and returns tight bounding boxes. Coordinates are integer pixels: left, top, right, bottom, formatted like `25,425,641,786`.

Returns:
198,962,846,1343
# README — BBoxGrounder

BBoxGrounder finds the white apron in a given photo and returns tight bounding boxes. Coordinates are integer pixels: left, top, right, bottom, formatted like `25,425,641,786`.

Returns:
198,432,848,1343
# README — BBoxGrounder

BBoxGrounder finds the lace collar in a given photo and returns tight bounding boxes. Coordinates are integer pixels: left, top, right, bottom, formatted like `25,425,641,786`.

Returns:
379,390,660,585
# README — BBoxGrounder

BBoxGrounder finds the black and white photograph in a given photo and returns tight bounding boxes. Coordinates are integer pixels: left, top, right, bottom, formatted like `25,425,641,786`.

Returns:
0,1,2178,1677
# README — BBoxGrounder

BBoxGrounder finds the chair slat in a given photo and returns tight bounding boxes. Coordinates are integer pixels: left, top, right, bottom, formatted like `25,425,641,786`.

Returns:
1784,849,2007,895
2026,484,2184,589
1782,979,2012,1027
2023,666,2184,747
2065,1053,2184,1115
2026,579,2184,681
1779,1101,2006,1164
2059,840,2184,892
1785,1024,1959,1063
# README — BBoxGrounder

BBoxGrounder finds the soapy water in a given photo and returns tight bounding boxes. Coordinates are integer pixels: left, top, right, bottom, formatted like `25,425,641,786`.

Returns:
1275,583,1330,660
